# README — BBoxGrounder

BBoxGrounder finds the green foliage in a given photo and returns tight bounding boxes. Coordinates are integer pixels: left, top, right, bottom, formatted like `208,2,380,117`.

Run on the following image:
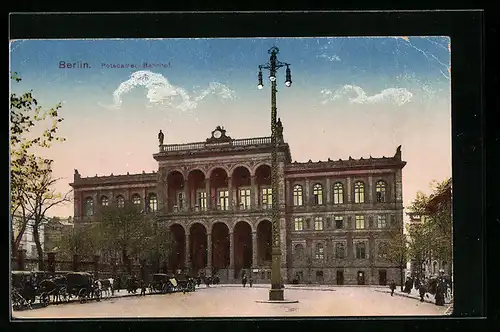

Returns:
407,178,452,275
10,73,67,260
56,225,98,260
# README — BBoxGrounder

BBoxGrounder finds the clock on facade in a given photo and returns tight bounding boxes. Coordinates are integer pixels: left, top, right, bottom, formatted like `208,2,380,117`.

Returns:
213,129,222,138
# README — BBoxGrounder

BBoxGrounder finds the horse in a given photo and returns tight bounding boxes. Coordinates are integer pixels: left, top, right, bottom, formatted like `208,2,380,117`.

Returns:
95,278,114,299
39,276,67,303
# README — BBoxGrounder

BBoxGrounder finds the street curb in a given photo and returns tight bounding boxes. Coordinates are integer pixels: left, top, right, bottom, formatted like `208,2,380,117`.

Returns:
374,289,451,306
216,284,337,292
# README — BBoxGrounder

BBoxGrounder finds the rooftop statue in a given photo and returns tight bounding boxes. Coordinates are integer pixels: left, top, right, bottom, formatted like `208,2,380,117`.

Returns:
158,129,164,145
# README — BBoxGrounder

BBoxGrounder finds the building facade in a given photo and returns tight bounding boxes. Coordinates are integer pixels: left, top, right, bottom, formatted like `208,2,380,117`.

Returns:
14,218,45,259
70,126,406,285
44,217,74,253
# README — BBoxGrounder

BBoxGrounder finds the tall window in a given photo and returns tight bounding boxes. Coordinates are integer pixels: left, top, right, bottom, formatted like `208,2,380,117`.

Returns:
377,215,387,229
262,188,272,209
335,216,344,229
335,243,345,259
355,242,367,259
148,193,158,212
219,190,229,210
354,181,365,203
294,244,304,260
197,191,207,210
378,242,388,259
312,184,323,205
116,195,125,208
294,217,304,231
239,189,251,210
132,194,141,206
101,196,109,207
314,216,324,230
293,185,303,206
333,182,344,204
315,243,324,259
84,197,94,216
376,180,387,203
355,215,365,229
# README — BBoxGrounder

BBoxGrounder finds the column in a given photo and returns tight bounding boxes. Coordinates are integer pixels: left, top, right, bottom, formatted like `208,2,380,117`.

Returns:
251,176,258,209
305,178,310,209
228,176,233,210
395,169,403,203
347,177,352,203
207,232,212,269
368,175,373,203
205,179,211,210
185,234,190,270
252,231,258,267
286,180,292,206
326,178,332,205
164,182,169,213
143,188,147,212
229,231,234,268
184,180,190,211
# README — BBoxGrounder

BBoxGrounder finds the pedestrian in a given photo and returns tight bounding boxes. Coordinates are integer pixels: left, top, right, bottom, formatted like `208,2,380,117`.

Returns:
435,278,445,306
419,282,426,302
242,274,247,287
140,279,146,296
389,279,396,296
249,276,253,288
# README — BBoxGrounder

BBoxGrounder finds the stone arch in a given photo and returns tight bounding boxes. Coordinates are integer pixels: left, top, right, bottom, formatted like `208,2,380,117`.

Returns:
187,219,209,232
256,219,272,265
169,223,186,272
230,218,255,233
166,169,186,180
189,222,208,271
253,162,271,174
206,165,230,179
229,164,252,177
233,220,253,278
212,222,230,270
187,167,207,178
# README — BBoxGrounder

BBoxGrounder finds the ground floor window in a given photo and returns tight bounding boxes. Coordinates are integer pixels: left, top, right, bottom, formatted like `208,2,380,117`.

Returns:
316,270,324,283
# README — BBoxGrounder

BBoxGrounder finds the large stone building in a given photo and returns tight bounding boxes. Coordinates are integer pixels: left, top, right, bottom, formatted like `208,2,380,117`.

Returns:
70,125,406,285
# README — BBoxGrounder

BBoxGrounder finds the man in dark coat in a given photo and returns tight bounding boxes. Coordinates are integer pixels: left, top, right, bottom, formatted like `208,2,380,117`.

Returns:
435,278,446,306
242,274,247,287
389,280,396,296
419,282,427,302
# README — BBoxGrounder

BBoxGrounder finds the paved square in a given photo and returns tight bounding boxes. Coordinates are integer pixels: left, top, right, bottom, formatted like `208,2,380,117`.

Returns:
12,285,450,318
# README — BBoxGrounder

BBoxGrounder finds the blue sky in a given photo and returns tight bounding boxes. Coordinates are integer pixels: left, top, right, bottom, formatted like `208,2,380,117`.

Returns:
9,37,451,218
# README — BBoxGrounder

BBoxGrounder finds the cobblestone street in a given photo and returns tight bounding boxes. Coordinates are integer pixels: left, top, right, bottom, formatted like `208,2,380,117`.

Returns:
12,285,450,318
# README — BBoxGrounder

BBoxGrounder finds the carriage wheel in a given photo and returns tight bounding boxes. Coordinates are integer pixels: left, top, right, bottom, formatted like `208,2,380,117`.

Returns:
60,287,69,302
78,289,87,303
40,293,50,307
12,291,23,310
94,289,102,302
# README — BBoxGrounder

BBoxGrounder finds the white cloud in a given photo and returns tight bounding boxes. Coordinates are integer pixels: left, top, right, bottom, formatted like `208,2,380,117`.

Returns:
318,53,341,62
321,84,413,106
104,70,236,111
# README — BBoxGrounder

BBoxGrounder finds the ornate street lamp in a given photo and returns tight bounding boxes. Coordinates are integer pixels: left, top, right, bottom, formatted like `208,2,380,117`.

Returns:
257,46,292,301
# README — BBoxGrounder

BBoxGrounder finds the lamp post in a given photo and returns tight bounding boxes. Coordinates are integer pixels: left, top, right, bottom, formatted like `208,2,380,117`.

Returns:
257,46,292,301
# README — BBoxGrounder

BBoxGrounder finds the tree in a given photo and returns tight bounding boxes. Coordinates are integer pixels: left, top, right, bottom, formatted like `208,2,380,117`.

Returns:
138,221,175,273
56,224,98,261
10,72,66,258
93,200,154,273
386,229,409,292
23,170,72,270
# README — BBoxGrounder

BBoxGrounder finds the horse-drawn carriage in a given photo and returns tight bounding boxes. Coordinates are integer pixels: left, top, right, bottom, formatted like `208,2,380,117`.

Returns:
65,272,101,303
11,271,50,310
150,273,176,294
176,274,196,293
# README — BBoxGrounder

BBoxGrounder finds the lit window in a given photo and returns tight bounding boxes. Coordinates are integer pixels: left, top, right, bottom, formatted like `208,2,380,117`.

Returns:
315,243,324,259
148,193,158,212
84,197,94,216
377,215,387,229
355,242,367,259
333,182,344,204
132,194,141,206
239,189,251,210
116,195,125,208
294,217,304,231
219,190,229,210
335,243,345,259
101,196,109,207
314,216,323,230
312,184,323,205
294,244,304,259
197,191,207,210
293,185,303,206
355,215,365,229
354,181,365,203
376,181,387,203
262,188,272,209
335,216,344,229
